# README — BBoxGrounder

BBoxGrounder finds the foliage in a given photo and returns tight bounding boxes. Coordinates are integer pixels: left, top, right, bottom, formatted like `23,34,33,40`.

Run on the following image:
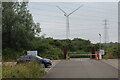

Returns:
2,2,40,61
70,38,91,52
103,44,119,59
2,2,119,62
2,48,25,61
68,50,91,58
37,42,63,60
68,51,90,54
2,2,40,51
45,38,92,52
2,61,46,78
118,44,120,58
70,56,90,58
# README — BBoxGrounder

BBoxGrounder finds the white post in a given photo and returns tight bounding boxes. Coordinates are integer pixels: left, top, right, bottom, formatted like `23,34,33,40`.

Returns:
99,53,102,60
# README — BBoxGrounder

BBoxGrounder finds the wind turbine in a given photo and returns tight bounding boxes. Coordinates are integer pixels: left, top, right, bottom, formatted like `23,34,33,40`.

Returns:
56,5,83,39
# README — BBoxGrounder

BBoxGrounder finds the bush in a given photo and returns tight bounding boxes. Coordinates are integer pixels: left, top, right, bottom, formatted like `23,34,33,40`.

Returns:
68,51,90,54
103,53,117,59
2,48,16,61
70,55,90,58
37,43,63,60
2,61,46,78
2,48,25,62
103,44,119,59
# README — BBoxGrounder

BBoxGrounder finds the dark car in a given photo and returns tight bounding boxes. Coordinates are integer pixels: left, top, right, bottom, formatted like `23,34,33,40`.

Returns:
17,55,52,68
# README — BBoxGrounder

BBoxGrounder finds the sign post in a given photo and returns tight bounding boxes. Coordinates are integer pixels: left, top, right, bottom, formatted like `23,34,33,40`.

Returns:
91,47,96,59
64,48,67,59
27,51,38,56
99,50,105,59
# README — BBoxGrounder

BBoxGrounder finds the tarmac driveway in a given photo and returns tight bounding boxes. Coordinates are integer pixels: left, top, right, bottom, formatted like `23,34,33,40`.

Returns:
45,58,118,78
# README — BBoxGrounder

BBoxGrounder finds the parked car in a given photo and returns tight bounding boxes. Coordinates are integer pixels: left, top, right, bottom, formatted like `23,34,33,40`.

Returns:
17,55,52,68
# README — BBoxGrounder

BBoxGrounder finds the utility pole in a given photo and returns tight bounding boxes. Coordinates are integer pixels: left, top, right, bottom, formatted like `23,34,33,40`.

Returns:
99,33,101,50
56,5,83,39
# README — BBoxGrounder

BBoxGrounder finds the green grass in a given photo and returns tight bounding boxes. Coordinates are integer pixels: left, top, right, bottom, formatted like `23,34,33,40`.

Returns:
0,65,1,79
68,51,91,54
70,55,90,58
2,61,46,78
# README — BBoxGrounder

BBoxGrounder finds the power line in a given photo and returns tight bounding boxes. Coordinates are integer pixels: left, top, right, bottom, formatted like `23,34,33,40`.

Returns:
31,10,117,25
33,18,117,30
28,2,117,16
29,2,116,14
34,18,117,27
29,7,117,20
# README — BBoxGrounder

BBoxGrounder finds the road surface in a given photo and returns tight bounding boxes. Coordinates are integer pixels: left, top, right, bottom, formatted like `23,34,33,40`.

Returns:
45,58,118,78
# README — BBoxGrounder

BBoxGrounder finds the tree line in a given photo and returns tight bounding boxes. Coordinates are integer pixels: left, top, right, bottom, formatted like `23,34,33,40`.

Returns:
2,2,119,61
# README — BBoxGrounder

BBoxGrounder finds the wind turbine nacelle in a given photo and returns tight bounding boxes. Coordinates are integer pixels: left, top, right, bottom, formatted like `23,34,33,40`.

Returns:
64,14,67,16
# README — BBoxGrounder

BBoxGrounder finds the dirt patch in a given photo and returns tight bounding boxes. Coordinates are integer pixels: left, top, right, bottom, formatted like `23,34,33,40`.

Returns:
2,62,17,67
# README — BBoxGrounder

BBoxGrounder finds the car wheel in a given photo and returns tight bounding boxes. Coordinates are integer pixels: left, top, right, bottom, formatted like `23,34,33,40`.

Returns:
17,61,20,64
41,63,45,68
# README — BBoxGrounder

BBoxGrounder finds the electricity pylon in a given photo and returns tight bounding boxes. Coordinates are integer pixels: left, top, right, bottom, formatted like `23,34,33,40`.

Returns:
104,19,109,45
56,5,83,39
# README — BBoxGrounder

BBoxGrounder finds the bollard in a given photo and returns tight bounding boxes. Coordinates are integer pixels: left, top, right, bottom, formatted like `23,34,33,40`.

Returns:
96,53,100,60
64,48,67,60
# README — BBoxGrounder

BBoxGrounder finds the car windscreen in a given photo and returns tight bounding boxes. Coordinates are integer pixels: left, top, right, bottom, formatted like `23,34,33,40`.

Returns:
20,56,29,59
36,56,43,59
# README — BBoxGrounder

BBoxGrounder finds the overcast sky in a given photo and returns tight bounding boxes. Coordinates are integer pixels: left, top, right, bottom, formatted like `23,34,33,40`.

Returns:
28,2,118,43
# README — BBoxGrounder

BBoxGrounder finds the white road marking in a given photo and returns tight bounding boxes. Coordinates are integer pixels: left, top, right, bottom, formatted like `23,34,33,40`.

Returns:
45,60,61,72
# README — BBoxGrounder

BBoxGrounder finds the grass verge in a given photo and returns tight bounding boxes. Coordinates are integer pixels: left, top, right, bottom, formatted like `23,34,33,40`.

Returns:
2,61,46,78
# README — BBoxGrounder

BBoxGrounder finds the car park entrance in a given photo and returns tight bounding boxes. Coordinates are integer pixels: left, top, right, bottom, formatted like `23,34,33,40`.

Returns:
69,53,98,60
63,46,100,60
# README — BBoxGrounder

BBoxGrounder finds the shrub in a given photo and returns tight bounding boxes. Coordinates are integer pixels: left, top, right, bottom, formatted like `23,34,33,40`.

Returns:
2,48,16,61
2,48,26,62
37,43,63,60
2,61,46,78
68,51,90,54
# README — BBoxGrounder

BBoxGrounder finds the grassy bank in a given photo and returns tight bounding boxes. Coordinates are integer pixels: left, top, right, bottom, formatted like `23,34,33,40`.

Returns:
2,61,46,78
68,51,91,58
2,47,64,62
70,56,90,58
68,51,91,54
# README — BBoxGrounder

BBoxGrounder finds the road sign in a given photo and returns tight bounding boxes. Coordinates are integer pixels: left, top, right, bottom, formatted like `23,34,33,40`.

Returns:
99,50,105,55
27,51,38,56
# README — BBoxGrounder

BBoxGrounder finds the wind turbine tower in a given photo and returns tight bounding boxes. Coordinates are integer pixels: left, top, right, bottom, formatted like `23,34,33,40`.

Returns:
57,5,83,39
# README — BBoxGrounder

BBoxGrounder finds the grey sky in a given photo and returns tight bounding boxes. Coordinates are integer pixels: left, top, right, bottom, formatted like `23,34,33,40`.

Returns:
28,2,118,43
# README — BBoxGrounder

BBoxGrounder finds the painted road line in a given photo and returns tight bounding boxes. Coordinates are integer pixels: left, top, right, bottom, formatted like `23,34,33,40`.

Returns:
45,60,61,72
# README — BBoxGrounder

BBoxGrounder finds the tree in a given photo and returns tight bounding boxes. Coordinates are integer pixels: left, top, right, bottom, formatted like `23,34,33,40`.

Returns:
2,2,41,51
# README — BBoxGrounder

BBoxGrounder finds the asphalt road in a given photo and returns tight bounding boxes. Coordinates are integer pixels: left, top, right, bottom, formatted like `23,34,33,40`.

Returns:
45,58,118,78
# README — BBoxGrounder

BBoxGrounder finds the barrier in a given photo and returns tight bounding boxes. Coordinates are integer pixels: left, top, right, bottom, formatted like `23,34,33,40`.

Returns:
69,54,100,60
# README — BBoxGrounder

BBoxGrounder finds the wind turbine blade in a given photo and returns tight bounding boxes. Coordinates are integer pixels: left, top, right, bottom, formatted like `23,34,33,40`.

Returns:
68,5,83,16
56,6,67,15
